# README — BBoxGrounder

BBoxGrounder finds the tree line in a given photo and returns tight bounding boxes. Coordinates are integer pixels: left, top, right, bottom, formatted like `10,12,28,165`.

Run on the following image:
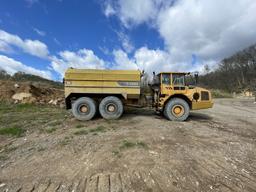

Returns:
200,45,256,92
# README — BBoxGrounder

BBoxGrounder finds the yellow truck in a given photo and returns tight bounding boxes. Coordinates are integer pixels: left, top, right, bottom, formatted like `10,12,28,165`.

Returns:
64,68,213,121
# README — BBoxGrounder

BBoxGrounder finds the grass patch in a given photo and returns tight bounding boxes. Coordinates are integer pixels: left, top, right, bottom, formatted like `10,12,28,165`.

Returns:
48,121,62,126
0,102,68,136
45,127,57,133
76,124,84,129
0,126,25,137
16,103,36,111
59,136,72,146
136,141,148,148
119,140,148,150
0,155,8,161
119,140,136,149
74,126,106,136
112,140,148,158
37,147,46,152
211,89,233,98
0,102,12,113
106,120,119,124
89,126,106,133
4,146,18,153
74,129,88,135
112,150,121,158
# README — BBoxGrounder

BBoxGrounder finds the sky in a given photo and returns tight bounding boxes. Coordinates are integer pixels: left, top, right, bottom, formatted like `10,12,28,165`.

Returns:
0,0,256,81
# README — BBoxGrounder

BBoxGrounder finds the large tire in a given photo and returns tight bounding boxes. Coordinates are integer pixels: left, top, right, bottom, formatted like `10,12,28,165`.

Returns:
99,96,123,120
164,98,190,121
72,97,96,121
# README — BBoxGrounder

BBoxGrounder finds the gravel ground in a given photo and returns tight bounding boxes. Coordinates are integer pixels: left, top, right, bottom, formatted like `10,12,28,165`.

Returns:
0,98,256,192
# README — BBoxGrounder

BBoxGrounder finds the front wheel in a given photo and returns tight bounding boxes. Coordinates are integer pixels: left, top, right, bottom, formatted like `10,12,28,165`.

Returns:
164,98,190,121
72,97,96,121
99,96,123,120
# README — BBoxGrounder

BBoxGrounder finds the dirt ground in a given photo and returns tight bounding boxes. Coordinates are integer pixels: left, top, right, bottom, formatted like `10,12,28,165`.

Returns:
0,98,256,192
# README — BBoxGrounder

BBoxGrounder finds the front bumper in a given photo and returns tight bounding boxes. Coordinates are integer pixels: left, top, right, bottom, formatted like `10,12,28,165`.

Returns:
192,100,214,110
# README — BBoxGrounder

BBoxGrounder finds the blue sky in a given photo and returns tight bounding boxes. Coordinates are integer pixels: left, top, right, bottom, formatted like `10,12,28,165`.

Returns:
1,0,256,80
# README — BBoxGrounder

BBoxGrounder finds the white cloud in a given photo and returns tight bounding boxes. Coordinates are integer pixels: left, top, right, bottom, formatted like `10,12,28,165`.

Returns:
157,0,256,62
134,47,172,74
0,55,52,79
0,29,49,58
0,41,12,53
116,31,134,53
113,49,138,70
104,0,172,27
118,0,156,27
104,2,116,17
33,28,46,36
104,0,256,71
50,49,105,78
113,47,204,75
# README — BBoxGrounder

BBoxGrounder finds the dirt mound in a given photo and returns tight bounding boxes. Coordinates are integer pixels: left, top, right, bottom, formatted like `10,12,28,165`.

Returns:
0,80,64,107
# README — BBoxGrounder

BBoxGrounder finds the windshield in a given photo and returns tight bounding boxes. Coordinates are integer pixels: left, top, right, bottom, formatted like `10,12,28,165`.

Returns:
172,74,185,86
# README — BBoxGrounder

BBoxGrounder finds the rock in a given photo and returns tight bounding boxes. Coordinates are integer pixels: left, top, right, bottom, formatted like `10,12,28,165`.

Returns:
52,99,58,105
57,98,63,102
149,150,158,155
12,92,32,101
14,83,20,88
21,97,37,104
0,183,6,188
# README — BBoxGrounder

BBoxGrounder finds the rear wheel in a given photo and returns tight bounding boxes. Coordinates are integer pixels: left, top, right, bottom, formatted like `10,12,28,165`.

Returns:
72,97,96,121
164,98,190,121
99,96,123,120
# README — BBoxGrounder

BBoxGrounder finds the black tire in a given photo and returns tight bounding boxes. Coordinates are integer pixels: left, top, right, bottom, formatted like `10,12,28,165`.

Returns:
72,97,96,121
164,98,190,121
99,96,123,120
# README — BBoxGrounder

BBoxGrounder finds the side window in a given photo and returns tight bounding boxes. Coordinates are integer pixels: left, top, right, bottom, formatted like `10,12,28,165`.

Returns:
162,74,170,85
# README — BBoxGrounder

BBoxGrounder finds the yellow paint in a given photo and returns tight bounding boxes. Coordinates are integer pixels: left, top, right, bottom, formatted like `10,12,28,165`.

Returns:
156,73,213,111
64,69,141,99
64,69,213,111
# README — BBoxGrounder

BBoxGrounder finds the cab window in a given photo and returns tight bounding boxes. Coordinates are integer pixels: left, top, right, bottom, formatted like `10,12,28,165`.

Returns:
173,74,185,86
162,74,170,84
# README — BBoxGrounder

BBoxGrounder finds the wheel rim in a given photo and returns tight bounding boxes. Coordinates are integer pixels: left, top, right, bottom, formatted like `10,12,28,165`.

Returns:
79,104,90,114
172,105,184,117
106,103,117,113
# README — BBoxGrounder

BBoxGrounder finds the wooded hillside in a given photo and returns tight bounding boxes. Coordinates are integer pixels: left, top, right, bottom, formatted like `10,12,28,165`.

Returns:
200,45,256,92
0,70,63,89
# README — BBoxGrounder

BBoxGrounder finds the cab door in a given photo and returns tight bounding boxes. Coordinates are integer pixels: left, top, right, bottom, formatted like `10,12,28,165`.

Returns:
172,73,187,93
161,73,172,95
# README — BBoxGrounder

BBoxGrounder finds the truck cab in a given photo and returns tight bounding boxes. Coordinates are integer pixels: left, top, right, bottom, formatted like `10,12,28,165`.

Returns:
150,72,213,121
